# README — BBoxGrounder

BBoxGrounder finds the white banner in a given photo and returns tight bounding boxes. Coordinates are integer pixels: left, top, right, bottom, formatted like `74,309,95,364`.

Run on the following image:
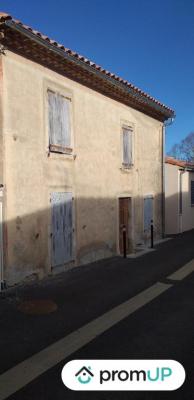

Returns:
61,359,185,391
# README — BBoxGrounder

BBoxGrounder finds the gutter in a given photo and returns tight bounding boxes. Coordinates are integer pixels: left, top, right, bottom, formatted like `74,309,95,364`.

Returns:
4,19,174,120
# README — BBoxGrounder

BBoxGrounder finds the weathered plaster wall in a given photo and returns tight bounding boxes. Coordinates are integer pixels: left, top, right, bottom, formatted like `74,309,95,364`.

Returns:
2,51,163,284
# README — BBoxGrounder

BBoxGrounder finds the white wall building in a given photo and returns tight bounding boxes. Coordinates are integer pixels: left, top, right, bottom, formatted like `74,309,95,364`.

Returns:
165,157,194,234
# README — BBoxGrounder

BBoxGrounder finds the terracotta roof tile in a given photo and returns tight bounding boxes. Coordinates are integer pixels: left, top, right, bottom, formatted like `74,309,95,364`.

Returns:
165,157,194,168
0,11,175,116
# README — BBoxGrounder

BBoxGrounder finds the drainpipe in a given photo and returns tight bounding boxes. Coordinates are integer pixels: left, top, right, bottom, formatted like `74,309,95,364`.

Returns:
162,117,174,237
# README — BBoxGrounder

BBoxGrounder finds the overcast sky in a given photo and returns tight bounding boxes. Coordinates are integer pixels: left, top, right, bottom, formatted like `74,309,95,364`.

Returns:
1,0,194,152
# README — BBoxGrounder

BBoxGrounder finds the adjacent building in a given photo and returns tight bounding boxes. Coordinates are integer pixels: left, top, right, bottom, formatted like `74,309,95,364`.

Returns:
165,157,194,234
0,12,174,286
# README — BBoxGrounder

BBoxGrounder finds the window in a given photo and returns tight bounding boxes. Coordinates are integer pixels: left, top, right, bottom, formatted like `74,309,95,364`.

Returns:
122,126,133,168
48,90,72,154
191,181,194,205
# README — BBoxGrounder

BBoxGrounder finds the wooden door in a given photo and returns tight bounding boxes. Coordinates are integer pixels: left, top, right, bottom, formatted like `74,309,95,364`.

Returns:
51,192,73,267
119,198,130,254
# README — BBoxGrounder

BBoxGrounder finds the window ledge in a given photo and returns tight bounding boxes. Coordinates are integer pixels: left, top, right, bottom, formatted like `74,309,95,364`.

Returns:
47,149,76,161
120,164,134,172
49,144,73,154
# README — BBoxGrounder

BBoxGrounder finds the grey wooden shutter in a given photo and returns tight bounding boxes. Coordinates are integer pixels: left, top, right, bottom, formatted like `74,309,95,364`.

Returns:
65,192,73,261
61,95,71,147
128,129,132,165
51,192,73,267
123,128,132,166
48,90,71,149
144,197,153,231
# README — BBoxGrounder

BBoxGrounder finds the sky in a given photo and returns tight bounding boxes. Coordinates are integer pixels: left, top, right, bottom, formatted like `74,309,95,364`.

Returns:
1,0,194,152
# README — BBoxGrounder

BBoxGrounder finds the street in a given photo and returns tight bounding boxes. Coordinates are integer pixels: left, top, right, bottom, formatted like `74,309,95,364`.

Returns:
0,230,194,399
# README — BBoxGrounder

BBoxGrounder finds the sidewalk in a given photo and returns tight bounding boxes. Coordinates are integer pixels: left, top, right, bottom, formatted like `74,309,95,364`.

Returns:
0,230,194,375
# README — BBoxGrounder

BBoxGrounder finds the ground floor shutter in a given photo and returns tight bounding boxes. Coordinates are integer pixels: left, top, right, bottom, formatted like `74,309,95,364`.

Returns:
144,196,153,232
51,192,73,267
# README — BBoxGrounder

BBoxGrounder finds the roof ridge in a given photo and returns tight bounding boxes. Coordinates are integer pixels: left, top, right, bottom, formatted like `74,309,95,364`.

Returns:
0,11,175,116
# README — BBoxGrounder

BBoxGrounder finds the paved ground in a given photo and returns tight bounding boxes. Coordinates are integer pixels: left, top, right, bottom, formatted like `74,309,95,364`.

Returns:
0,230,194,399
8,273,194,400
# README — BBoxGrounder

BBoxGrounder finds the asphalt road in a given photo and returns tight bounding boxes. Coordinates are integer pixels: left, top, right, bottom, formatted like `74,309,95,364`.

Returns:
1,230,194,378
7,271,194,400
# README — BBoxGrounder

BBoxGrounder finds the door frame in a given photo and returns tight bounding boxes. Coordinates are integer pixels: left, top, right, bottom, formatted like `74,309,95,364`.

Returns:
117,195,134,255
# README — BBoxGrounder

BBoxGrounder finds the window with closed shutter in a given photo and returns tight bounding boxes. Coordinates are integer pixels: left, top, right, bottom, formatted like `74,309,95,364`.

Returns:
122,127,133,167
191,181,194,205
48,90,72,154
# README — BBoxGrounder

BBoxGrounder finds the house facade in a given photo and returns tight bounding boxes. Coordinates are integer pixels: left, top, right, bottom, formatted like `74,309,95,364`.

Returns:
165,157,194,234
0,13,174,286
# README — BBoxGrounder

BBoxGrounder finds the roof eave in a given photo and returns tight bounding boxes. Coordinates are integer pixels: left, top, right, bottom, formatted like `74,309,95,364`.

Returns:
3,19,175,121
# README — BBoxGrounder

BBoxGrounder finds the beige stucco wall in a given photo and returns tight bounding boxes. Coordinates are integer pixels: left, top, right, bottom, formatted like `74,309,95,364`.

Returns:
2,51,163,284
165,163,194,234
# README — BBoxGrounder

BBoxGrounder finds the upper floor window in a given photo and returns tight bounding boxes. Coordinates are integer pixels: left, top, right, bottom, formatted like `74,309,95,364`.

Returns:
122,126,133,168
191,181,194,206
48,90,72,154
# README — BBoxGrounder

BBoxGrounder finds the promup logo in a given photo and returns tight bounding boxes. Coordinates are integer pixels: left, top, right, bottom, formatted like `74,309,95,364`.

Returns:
61,360,186,391
75,366,94,384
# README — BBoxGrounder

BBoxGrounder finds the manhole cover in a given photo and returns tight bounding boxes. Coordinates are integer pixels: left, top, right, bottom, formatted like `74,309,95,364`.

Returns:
17,299,58,315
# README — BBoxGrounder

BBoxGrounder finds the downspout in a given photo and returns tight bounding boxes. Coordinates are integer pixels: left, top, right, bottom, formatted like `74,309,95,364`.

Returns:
162,117,174,237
